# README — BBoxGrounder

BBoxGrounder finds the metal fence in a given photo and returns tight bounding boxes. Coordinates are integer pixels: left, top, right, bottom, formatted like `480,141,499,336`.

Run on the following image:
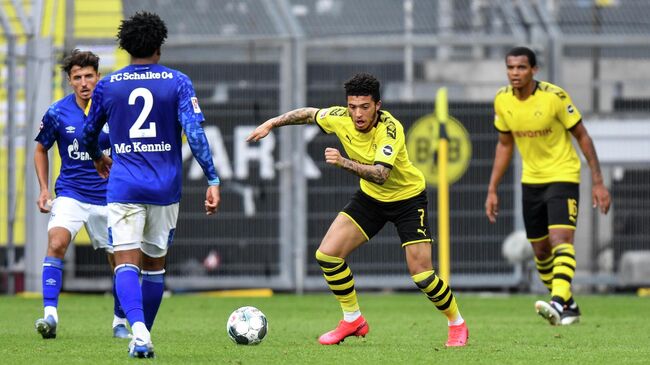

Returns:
2,0,650,294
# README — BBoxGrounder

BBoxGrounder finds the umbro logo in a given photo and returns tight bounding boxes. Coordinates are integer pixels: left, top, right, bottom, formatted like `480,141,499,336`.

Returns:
65,126,75,134
45,278,57,286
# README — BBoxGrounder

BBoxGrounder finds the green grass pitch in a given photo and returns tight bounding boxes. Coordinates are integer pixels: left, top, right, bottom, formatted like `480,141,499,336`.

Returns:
0,292,648,364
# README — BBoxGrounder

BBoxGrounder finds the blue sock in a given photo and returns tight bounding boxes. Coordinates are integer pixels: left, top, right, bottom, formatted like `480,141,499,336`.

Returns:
141,270,165,331
115,264,145,326
113,277,126,319
42,257,63,309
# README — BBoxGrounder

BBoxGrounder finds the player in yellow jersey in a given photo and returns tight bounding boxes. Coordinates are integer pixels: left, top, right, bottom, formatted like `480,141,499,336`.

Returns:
485,47,611,325
247,73,468,347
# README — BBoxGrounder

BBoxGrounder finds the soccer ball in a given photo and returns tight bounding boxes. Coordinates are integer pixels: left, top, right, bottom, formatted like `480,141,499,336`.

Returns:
502,230,534,264
226,306,268,345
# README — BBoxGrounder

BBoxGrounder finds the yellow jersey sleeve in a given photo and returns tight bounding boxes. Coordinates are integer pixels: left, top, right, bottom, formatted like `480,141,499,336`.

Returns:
493,96,509,133
493,87,510,132
315,106,347,134
373,119,402,168
553,88,582,130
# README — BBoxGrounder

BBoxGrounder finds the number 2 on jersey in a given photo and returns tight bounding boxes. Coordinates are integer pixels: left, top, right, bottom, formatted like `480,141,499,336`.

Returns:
129,87,156,138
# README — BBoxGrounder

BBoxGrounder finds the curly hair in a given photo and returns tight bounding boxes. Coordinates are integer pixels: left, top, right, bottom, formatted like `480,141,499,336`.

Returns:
61,49,99,76
117,11,168,58
506,46,537,68
343,73,381,102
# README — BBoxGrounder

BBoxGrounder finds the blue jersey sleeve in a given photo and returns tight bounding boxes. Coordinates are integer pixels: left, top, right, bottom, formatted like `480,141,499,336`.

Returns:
34,107,59,149
177,74,219,184
177,73,204,125
82,80,108,160
185,120,219,184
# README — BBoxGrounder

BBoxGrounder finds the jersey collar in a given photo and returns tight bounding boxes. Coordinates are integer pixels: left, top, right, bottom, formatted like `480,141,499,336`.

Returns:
511,80,539,98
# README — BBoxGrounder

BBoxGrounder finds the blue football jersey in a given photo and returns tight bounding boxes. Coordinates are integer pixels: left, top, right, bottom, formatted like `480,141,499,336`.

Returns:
83,64,217,205
35,93,111,205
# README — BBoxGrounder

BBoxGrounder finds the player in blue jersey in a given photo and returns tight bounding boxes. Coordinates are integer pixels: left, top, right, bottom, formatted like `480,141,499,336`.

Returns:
33,49,130,340
82,12,221,358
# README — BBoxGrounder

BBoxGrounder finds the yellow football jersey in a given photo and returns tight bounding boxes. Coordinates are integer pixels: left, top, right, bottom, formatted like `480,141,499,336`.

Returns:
494,81,582,184
315,107,425,202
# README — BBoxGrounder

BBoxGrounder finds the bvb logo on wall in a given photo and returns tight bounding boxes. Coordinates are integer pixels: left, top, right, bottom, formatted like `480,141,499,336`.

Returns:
406,113,472,186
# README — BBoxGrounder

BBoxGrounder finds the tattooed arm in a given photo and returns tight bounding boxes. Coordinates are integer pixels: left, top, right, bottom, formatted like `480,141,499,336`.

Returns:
324,147,391,185
246,107,319,142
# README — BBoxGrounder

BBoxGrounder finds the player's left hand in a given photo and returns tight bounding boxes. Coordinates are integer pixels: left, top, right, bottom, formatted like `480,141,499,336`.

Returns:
205,185,221,215
324,147,343,167
592,182,611,214
93,155,113,179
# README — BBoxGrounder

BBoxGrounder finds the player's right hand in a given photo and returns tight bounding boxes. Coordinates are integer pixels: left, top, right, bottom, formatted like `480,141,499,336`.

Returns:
37,190,52,213
246,120,274,142
485,192,499,224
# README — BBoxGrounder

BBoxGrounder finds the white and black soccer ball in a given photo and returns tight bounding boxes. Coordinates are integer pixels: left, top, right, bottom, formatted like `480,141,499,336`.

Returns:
226,306,268,345
502,230,534,264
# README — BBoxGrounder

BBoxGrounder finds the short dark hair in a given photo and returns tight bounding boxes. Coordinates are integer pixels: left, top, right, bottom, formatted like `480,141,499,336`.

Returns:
506,46,537,68
117,11,168,58
344,73,381,102
61,49,99,76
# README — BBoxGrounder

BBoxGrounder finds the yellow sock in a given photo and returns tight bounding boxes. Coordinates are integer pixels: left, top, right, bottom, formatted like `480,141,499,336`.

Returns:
534,255,554,292
412,270,460,322
551,243,576,303
315,250,359,312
